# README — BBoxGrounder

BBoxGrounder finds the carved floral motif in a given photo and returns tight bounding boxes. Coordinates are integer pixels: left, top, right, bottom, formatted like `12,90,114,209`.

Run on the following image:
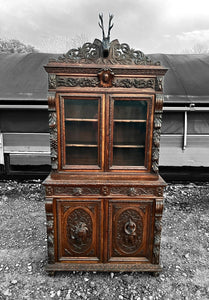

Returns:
155,77,163,91
48,74,56,89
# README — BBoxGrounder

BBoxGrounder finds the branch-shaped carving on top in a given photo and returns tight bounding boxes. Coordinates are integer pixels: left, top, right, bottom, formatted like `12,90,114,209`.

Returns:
56,39,160,66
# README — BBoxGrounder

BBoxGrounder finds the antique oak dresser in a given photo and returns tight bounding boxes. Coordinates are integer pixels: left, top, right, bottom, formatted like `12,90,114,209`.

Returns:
43,15,167,274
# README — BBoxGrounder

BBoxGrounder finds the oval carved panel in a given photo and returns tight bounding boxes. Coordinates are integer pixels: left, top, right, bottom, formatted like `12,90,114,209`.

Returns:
115,209,143,254
66,208,93,254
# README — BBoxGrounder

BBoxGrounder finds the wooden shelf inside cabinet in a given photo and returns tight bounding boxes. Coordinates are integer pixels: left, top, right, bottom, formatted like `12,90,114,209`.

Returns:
66,144,98,147
114,120,146,123
65,118,98,122
113,145,145,148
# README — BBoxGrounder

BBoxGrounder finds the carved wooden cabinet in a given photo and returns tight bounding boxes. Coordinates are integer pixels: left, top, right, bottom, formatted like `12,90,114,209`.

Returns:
43,35,167,274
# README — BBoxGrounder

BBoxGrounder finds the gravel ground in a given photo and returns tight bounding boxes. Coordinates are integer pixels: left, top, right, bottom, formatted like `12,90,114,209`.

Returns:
0,180,209,300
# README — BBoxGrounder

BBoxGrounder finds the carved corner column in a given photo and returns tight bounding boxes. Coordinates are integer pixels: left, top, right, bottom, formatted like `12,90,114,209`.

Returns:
48,90,58,172
152,94,164,174
46,84,57,265
45,198,55,264
152,197,164,264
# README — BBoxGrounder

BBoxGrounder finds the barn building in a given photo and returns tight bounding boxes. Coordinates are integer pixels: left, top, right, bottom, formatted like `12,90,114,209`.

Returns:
0,52,209,180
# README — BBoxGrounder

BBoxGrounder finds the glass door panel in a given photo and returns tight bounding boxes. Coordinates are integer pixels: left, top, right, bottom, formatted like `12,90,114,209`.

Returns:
114,100,147,120
110,98,148,168
63,98,100,168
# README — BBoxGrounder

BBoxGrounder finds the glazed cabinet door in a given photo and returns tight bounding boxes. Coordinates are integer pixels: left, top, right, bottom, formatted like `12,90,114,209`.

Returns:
107,94,155,172
106,199,155,263
56,199,103,262
59,94,105,171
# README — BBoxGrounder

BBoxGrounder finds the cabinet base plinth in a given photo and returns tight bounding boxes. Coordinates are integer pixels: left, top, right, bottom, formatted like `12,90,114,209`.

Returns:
45,263,162,273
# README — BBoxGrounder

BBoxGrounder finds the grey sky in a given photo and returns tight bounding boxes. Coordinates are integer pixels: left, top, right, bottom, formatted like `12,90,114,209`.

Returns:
1,0,209,54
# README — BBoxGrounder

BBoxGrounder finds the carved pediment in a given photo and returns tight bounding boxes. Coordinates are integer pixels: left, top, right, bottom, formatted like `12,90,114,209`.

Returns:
56,39,160,66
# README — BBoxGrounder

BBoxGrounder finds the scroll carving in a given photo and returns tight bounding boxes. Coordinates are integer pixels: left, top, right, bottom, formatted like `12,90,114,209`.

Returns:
53,185,159,196
57,76,98,88
57,39,160,66
54,186,100,195
56,76,156,90
114,78,155,89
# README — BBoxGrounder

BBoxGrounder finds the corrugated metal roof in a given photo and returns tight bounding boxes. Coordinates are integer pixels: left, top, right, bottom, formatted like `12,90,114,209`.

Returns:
0,53,57,101
0,52,209,103
149,53,209,103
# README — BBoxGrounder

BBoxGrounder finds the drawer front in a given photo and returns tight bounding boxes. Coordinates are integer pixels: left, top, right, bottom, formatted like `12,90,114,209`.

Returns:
107,199,155,263
45,185,163,197
56,199,103,262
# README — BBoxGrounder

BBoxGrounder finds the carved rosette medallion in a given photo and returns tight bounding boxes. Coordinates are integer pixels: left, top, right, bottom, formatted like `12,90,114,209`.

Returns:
66,208,93,254
114,209,143,254
98,68,114,87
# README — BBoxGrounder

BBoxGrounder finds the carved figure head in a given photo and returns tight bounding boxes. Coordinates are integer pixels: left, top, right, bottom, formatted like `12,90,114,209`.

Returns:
98,13,114,57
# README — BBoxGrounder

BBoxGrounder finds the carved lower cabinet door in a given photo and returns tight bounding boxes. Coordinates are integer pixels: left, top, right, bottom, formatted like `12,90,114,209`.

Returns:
107,199,154,263
56,199,102,262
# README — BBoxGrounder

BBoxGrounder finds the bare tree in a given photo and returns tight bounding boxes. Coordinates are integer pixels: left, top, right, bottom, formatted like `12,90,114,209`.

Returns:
39,34,89,53
71,33,89,48
0,38,38,53
181,43,209,54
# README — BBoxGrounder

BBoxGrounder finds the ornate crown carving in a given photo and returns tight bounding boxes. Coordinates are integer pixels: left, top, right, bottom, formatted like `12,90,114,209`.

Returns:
56,39,160,66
